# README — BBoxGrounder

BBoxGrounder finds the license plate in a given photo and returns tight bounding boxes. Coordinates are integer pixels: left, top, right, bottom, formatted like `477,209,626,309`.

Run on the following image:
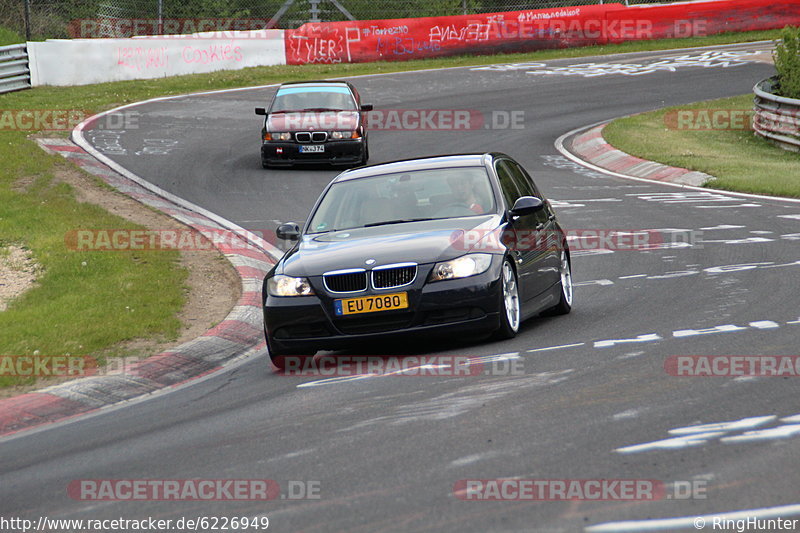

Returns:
300,145,325,153
334,292,409,316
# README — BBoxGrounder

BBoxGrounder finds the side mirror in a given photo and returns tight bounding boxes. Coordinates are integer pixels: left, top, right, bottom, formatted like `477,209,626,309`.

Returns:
276,222,301,241
509,196,544,217
255,107,267,116
360,103,374,112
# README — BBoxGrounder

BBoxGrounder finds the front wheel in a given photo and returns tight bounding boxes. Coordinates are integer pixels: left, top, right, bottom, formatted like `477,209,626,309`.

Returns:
543,246,573,316
492,259,521,340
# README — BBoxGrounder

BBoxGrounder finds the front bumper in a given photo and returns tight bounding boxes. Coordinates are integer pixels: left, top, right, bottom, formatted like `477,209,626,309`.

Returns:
263,258,504,353
261,139,364,167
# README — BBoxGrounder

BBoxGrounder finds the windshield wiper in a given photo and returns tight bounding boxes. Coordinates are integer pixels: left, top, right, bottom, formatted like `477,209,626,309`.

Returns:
363,218,435,228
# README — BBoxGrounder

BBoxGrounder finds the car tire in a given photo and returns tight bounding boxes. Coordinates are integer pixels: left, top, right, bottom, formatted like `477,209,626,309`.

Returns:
492,258,521,340
542,245,573,316
261,159,270,169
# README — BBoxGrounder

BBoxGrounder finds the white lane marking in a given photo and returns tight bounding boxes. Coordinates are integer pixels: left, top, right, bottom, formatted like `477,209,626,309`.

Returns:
721,424,800,443
571,249,615,257
782,233,800,240
750,230,774,234
668,416,776,435
781,413,800,423
549,199,585,207
694,203,761,208
627,191,739,203
615,431,726,454
526,343,584,353
700,224,746,230
594,334,662,349
701,237,774,244
778,214,800,219
639,242,693,250
585,503,800,532
574,279,614,287
703,262,773,273
749,320,780,329
449,452,502,467
672,324,747,338
646,270,698,280
619,274,647,279
612,409,642,420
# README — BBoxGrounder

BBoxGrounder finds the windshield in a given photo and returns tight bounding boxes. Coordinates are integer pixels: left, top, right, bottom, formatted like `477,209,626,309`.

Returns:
308,167,496,233
270,86,357,113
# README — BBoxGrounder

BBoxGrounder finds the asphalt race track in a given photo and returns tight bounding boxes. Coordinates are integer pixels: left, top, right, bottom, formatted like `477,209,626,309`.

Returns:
3,43,800,532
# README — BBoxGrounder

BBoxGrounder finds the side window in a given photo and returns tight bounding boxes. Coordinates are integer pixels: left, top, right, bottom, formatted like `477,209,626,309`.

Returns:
507,160,538,198
495,160,521,210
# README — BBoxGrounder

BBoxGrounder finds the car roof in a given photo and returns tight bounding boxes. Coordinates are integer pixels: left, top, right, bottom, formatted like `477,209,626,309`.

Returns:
277,81,353,90
334,154,498,182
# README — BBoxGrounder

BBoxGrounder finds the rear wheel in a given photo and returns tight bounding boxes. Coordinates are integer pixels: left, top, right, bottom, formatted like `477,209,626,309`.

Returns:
492,259,520,340
543,246,573,316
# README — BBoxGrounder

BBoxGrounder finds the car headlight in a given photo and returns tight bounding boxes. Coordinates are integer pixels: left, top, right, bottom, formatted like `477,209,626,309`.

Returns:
331,130,360,140
268,275,315,297
428,254,493,282
265,132,291,141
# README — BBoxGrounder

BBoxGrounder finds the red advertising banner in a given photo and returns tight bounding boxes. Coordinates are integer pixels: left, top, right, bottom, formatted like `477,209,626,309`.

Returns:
285,4,620,65
285,0,800,65
604,0,800,43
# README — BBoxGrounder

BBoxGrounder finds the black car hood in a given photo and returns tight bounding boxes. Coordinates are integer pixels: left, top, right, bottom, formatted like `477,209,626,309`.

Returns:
281,215,503,277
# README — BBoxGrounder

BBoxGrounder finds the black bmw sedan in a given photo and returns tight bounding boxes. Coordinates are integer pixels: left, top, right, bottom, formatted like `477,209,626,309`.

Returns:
262,153,573,368
255,81,372,168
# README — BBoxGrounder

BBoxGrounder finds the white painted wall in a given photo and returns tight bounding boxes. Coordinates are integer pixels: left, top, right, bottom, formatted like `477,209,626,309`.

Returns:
27,30,286,87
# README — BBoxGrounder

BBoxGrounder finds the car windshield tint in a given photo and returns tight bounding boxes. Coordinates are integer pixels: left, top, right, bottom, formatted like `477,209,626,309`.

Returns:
308,167,495,233
271,87,357,112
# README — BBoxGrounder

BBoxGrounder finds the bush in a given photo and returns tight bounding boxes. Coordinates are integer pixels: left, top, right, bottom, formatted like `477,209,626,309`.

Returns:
774,25,800,99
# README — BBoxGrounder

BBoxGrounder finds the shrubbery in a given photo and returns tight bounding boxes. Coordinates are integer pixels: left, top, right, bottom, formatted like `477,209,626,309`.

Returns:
774,26,800,99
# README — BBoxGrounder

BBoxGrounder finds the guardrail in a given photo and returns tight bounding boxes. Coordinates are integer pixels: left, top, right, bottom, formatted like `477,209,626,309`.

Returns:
0,44,30,94
753,77,800,153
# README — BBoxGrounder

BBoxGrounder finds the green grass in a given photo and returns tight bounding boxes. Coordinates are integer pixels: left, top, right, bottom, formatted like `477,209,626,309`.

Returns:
0,27,23,46
604,94,800,198
0,27,786,389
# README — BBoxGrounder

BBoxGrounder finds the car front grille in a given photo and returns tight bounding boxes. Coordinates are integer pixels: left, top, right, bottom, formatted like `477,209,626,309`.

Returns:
323,270,368,293
294,131,327,143
372,264,417,289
